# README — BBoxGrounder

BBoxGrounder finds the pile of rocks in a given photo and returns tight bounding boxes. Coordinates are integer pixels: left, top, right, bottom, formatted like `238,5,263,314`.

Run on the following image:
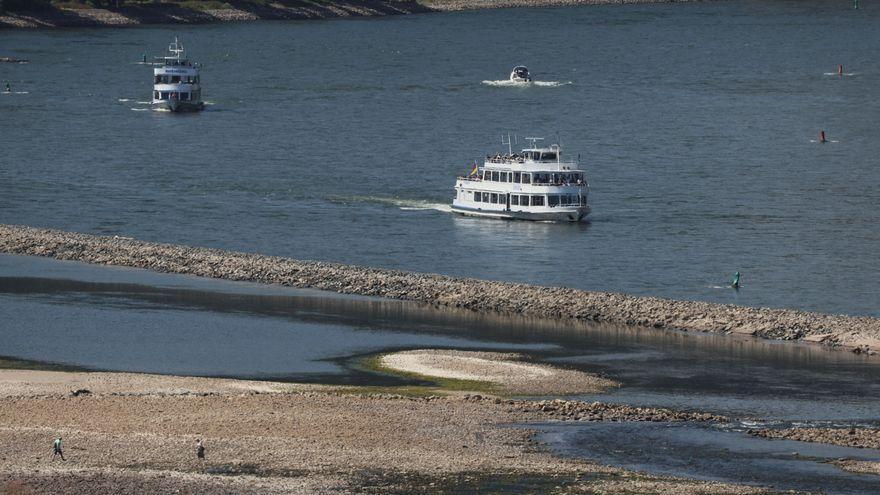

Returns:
512,399,727,423
1,224,878,354
747,427,880,449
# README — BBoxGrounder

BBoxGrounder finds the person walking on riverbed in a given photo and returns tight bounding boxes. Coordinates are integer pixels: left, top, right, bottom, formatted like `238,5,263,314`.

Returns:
196,439,205,461
52,436,65,461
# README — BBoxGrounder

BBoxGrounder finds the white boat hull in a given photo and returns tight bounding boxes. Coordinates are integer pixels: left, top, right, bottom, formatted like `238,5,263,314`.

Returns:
451,204,590,222
151,100,204,113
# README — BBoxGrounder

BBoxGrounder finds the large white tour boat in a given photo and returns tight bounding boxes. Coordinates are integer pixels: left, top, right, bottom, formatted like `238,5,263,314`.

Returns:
451,137,590,222
152,38,204,113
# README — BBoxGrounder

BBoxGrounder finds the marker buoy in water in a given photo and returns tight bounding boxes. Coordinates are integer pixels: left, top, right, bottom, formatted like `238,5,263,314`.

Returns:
838,64,844,76
731,271,741,289
819,130,827,143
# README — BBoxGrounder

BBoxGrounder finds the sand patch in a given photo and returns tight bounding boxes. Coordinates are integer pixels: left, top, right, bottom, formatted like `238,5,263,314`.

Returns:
379,349,617,395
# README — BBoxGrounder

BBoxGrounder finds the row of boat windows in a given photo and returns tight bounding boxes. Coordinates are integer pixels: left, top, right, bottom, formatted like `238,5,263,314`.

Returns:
155,75,200,84
154,90,201,101
481,170,584,185
471,192,586,207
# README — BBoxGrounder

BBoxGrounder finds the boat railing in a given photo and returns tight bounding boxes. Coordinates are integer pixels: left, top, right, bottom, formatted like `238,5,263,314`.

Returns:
456,177,586,187
485,156,579,166
531,181,587,187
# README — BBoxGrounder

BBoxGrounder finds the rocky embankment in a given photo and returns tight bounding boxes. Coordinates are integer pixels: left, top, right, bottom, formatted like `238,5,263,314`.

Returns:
422,0,698,11
747,427,880,449
0,1,432,29
1,224,878,355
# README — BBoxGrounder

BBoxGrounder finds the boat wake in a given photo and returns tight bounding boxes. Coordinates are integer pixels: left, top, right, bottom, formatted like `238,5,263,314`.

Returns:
823,72,856,76
481,80,572,88
2,91,29,95
348,196,452,213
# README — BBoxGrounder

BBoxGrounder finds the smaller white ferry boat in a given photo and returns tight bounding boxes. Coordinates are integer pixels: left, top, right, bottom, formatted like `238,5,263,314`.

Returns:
509,66,532,83
452,136,590,222
151,38,204,113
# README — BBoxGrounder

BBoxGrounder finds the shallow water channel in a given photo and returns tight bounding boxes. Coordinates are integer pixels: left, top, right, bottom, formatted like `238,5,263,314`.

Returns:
1,254,879,493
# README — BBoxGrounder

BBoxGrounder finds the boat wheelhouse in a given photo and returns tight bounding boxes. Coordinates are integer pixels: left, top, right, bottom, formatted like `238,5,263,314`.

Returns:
151,38,204,113
509,66,532,83
451,137,590,222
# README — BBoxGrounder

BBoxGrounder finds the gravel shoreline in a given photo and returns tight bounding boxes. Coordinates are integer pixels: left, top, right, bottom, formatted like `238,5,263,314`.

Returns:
0,0,706,29
0,1,431,29
2,224,878,356
0,369,754,494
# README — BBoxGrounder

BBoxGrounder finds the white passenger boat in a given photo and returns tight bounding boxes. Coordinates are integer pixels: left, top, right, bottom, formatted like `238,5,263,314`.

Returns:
509,66,532,83
151,38,204,113
451,137,590,222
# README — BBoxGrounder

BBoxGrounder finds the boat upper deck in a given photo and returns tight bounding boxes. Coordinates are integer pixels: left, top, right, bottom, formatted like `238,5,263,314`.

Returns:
483,143,580,171
153,38,198,73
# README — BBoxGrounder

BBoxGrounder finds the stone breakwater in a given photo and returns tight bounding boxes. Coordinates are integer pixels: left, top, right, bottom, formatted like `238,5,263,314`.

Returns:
1,224,878,354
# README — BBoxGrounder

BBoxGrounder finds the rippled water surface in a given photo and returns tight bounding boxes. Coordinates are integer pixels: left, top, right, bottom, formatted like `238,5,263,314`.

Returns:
2,1,880,315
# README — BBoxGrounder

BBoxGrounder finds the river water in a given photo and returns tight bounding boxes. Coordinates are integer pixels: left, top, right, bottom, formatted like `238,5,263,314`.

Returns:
2,0,880,316
2,1,880,492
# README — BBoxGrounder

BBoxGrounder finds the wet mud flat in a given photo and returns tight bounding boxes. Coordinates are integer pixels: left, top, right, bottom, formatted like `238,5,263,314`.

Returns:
1,224,878,354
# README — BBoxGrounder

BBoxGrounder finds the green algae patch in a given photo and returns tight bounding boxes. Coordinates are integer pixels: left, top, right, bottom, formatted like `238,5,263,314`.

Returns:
0,355,89,372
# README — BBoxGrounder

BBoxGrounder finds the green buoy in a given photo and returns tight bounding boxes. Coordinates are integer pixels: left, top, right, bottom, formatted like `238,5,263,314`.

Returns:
731,271,741,289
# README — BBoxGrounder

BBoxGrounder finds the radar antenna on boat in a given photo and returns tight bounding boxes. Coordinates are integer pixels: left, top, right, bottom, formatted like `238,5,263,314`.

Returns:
524,137,544,149
501,133,518,155
168,37,184,59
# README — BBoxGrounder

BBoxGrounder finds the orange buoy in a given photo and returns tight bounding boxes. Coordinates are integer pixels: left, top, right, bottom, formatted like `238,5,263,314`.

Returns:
820,130,827,143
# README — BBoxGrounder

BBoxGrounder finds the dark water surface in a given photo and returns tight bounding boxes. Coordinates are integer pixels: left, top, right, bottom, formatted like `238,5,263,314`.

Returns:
540,422,880,495
2,1,880,315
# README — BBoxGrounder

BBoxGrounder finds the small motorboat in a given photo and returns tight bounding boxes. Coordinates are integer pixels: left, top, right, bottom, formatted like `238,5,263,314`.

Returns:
509,66,532,83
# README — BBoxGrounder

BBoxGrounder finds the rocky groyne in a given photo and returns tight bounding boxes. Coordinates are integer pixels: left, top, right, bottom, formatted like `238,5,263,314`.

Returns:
1,224,878,354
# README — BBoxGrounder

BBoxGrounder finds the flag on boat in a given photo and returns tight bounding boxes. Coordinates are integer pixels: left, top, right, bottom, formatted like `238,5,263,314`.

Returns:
468,162,479,176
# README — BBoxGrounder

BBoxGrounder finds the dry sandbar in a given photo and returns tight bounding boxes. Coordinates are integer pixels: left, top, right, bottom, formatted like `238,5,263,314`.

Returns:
378,349,618,395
